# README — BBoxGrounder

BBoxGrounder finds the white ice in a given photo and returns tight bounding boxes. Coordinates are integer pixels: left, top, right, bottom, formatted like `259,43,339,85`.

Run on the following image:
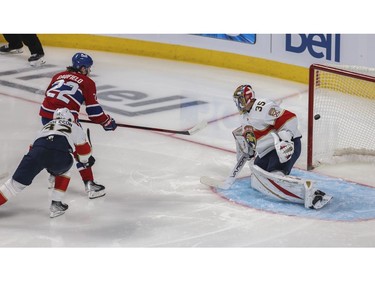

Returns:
0,47,374,280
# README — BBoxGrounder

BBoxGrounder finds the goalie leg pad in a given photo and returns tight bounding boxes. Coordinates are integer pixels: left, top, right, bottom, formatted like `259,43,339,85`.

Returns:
250,165,304,204
250,164,332,209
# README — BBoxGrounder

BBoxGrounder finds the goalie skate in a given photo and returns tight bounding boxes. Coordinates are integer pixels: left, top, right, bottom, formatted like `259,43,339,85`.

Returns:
304,182,332,209
50,200,68,218
312,191,332,209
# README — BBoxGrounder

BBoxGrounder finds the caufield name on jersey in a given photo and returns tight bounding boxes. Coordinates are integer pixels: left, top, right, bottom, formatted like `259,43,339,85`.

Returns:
56,74,84,84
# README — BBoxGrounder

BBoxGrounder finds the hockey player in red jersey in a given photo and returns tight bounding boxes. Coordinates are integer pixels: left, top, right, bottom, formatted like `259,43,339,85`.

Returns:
232,84,332,209
39,52,117,199
0,108,94,218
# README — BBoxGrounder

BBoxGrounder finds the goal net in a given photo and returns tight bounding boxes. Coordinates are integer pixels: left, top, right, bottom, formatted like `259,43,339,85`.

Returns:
307,64,375,170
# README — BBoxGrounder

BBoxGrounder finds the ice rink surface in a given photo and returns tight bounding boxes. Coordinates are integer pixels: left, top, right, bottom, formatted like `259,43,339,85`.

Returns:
1,47,374,279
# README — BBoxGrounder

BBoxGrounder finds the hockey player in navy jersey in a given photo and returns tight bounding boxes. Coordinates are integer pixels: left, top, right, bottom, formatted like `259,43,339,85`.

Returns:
0,108,94,218
39,52,117,199
231,84,332,209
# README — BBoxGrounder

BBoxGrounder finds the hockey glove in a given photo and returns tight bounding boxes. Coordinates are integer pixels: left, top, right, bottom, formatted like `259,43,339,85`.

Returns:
232,126,255,161
102,116,117,131
276,140,294,163
278,130,293,142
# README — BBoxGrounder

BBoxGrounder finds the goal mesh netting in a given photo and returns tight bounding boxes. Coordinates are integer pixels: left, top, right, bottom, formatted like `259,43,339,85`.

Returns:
307,64,375,170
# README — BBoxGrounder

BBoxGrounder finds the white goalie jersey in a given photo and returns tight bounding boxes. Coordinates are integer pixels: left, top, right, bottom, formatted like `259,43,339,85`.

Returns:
239,98,302,158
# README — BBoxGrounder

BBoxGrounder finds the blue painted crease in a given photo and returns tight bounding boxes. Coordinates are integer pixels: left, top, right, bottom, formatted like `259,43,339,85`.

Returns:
215,169,375,222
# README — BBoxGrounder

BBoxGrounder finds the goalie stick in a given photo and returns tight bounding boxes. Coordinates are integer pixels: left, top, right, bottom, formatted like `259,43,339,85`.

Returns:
200,154,250,189
78,119,208,135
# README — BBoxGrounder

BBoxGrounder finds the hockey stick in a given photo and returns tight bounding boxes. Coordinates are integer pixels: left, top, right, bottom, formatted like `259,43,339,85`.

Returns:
200,154,251,189
86,128,92,146
78,119,208,135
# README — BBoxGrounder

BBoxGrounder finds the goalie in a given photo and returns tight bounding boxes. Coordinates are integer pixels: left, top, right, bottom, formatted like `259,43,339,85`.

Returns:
232,85,332,209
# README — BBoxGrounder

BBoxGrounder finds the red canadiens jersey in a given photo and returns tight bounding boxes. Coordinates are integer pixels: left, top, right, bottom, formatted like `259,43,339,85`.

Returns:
39,70,108,124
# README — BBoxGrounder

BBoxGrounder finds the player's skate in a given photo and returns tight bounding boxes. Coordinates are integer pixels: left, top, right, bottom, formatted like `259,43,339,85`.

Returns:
28,53,45,67
0,44,23,54
84,180,106,199
50,200,69,218
304,182,332,209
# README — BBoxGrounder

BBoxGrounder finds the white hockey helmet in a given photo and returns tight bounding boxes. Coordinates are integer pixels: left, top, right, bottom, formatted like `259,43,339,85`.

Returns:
233,84,256,114
53,108,74,122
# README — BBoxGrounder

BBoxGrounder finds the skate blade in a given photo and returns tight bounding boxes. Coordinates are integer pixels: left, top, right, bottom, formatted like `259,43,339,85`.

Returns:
88,190,106,199
0,49,23,54
50,210,66,218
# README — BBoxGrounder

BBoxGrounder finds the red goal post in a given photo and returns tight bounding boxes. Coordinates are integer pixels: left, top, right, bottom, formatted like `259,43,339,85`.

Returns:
307,64,375,170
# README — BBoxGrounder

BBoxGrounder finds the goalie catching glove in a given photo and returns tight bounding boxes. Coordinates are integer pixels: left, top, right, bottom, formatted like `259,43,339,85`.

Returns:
271,131,294,163
232,126,255,161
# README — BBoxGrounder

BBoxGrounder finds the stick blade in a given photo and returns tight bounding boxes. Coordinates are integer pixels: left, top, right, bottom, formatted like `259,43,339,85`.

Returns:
200,176,221,187
200,176,232,189
187,120,208,135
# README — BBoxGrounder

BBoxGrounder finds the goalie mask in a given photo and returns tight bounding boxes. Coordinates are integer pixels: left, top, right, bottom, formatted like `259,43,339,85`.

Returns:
233,84,256,114
53,108,74,122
